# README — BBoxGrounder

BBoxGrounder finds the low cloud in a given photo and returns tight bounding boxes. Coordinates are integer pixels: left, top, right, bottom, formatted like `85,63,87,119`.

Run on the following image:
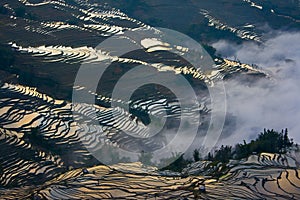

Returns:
212,32,300,145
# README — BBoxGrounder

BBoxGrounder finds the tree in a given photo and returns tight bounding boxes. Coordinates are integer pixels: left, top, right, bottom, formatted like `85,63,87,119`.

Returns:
207,152,213,161
256,129,281,153
234,129,294,159
214,145,232,163
234,143,250,160
193,149,201,162
281,128,293,152
161,153,191,172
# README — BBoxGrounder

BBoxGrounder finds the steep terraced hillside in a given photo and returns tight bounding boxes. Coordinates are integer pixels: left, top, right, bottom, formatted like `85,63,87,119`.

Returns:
0,0,299,199
0,154,299,199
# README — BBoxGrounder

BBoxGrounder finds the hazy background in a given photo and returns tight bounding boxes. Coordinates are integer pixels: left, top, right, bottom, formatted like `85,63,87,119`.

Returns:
213,31,300,144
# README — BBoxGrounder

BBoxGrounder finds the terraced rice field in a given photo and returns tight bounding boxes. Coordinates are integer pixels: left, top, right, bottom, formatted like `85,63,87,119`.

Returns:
0,0,299,199
0,153,299,199
0,82,299,199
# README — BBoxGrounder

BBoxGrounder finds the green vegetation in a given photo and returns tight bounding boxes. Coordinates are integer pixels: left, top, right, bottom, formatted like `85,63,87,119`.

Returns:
193,149,201,162
138,151,192,172
162,129,295,173
202,128,295,178
212,145,232,163
206,128,294,163
161,153,191,172
234,128,293,160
